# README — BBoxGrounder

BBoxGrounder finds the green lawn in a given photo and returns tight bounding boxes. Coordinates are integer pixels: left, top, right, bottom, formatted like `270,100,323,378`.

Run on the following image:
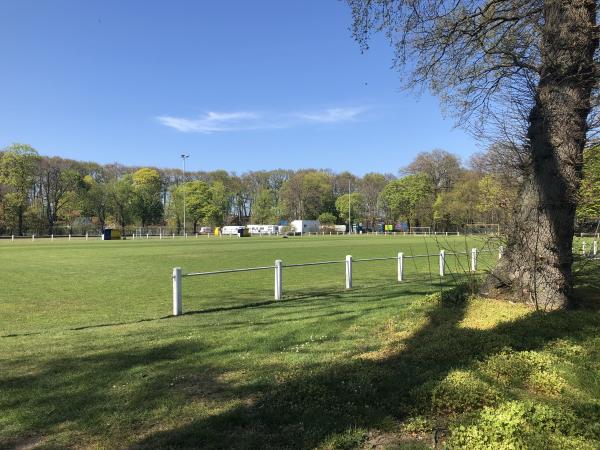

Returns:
1,235,599,449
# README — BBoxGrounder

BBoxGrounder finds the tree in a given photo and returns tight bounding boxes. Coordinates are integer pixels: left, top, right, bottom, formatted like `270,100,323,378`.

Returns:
335,192,365,226
348,0,599,309
0,144,40,235
131,168,163,227
251,189,276,224
404,150,462,195
434,173,481,228
80,175,110,231
183,180,212,233
107,176,135,235
359,172,389,230
577,146,600,222
281,171,335,220
318,212,337,226
379,174,433,229
39,157,82,235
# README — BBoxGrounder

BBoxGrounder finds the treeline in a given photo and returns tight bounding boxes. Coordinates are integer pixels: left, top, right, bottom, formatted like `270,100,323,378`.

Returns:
0,143,598,236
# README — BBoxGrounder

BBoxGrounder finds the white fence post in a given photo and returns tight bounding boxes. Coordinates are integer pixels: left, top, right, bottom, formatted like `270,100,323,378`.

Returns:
397,252,404,282
274,260,282,300
498,245,504,259
345,255,353,289
594,240,598,257
471,248,478,272
172,267,182,316
439,250,445,277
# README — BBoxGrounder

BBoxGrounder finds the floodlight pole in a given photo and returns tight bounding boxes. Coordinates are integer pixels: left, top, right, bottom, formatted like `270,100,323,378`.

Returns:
348,179,351,235
181,154,190,236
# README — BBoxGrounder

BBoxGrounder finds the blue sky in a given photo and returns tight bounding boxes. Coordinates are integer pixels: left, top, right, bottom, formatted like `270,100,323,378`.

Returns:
0,0,478,175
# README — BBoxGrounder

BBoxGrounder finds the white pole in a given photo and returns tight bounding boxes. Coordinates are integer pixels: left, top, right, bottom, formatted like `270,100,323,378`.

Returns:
594,240,597,256
348,179,351,235
471,248,478,272
439,250,445,277
274,260,282,300
397,252,404,282
181,154,189,237
499,245,504,259
86,232,88,241
172,267,182,316
345,255,353,289
160,233,162,240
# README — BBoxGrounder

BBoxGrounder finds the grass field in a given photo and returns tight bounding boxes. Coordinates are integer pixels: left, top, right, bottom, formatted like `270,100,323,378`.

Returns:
1,235,599,449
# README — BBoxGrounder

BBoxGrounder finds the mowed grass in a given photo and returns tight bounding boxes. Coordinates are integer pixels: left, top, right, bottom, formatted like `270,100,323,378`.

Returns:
1,235,599,449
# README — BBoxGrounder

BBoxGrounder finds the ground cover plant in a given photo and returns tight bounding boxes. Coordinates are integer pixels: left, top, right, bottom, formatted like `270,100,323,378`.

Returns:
0,235,598,449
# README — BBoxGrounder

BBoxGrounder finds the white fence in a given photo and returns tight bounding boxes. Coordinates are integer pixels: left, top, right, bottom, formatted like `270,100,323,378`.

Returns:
170,241,600,316
171,247,492,316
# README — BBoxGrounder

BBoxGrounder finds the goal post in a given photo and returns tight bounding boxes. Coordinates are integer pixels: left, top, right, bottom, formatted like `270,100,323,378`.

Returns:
464,223,500,235
409,227,431,235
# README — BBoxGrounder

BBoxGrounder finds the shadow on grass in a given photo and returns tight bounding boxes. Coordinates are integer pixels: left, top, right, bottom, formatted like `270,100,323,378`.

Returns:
1,264,598,449
131,266,600,449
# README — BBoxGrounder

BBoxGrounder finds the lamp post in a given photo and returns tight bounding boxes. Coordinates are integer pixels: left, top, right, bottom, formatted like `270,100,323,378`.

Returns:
348,179,351,235
181,154,189,236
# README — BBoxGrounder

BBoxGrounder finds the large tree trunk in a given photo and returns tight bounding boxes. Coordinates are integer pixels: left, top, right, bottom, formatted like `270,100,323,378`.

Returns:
484,0,597,310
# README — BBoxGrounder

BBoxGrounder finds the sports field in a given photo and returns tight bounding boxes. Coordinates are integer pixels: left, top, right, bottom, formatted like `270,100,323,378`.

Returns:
1,235,599,449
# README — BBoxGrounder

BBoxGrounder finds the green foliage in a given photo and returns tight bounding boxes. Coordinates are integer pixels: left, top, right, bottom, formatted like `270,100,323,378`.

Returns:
577,146,600,221
379,174,433,226
318,212,337,225
420,370,503,415
0,144,40,234
447,401,593,449
433,173,480,226
107,175,135,232
251,189,276,223
131,168,163,226
335,192,365,222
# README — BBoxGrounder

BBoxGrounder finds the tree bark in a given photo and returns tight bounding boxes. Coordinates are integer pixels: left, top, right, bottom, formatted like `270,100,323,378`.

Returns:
484,0,598,310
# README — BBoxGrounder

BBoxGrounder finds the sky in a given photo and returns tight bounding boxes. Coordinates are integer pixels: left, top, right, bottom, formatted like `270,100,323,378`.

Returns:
0,0,479,175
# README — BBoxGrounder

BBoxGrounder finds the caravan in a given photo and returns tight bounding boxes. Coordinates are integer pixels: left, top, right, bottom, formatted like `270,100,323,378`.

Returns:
247,224,279,235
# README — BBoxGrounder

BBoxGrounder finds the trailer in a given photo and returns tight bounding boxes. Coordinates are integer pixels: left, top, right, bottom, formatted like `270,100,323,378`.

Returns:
247,224,279,235
290,220,320,234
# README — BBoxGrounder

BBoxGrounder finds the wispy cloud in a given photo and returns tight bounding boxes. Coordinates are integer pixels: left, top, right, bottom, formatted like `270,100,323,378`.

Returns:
157,106,368,133
294,107,366,123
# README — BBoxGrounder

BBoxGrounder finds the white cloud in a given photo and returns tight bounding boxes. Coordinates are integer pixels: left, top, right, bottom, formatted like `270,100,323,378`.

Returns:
157,111,262,133
157,106,368,133
294,107,366,123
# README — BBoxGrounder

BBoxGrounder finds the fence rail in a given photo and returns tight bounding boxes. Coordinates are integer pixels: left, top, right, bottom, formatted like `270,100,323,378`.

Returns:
171,241,599,316
171,247,494,316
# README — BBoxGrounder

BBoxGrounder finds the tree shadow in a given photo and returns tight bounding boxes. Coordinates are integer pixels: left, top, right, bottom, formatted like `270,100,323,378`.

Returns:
131,278,600,448
3,266,598,449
